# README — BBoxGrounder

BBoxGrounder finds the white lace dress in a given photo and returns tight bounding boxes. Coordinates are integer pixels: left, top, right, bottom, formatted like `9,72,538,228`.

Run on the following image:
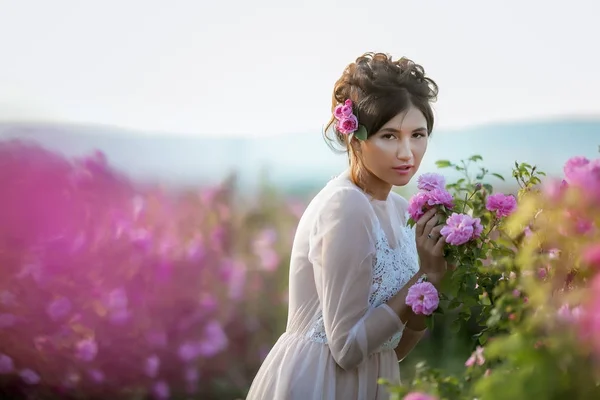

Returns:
245,170,420,400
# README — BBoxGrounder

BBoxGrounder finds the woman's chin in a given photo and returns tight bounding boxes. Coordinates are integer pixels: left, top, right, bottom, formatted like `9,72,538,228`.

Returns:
388,173,414,187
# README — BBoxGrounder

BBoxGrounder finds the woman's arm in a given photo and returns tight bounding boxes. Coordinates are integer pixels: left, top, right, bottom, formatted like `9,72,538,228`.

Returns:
394,326,427,361
312,189,423,371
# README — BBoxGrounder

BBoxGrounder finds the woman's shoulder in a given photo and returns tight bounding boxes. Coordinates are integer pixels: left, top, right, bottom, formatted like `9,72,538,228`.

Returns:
304,173,376,225
316,179,373,215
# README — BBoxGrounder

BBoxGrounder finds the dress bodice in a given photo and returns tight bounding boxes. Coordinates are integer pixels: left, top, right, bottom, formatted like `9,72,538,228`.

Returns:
306,207,420,351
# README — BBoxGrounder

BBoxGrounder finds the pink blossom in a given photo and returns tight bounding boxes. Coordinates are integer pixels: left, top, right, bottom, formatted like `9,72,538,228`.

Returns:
564,157,600,199
199,320,228,357
0,354,14,374
465,346,485,367
152,380,170,400
88,369,105,383
340,104,353,117
146,330,168,348
425,188,454,209
440,213,483,246
582,244,600,268
333,100,353,119
407,192,430,221
405,282,439,315
564,156,590,181
485,193,517,218
337,115,359,134
144,355,160,378
20,369,41,385
46,297,72,321
108,308,131,325
105,287,128,310
417,173,446,191
404,392,438,400
557,304,583,323
75,338,98,362
0,291,16,306
178,341,203,363
0,313,16,328
184,366,199,383
407,189,454,222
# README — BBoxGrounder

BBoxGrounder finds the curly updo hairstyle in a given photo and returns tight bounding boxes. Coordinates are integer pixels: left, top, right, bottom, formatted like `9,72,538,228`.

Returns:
324,52,439,183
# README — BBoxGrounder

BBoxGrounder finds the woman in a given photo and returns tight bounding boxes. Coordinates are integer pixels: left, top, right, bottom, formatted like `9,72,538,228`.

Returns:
246,52,448,400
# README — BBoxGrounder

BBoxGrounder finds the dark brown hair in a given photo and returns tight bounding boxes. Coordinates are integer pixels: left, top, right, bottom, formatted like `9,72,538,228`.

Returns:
323,52,439,184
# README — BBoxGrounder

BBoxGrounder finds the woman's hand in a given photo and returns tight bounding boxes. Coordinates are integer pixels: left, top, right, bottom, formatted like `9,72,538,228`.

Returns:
415,208,448,285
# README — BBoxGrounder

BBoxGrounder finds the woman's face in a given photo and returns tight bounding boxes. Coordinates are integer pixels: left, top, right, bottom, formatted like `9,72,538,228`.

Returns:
358,105,429,188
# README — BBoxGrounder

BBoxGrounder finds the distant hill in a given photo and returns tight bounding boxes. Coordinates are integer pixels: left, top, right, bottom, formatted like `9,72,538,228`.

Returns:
1,118,598,195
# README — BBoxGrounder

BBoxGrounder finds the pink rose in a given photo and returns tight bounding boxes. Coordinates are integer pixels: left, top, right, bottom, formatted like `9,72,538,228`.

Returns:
337,115,359,134
417,173,446,191
564,156,590,181
405,282,439,315
485,193,517,218
426,188,454,209
333,104,345,119
407,192,431,221
341,105,353,117
440,213,482,246
333,99,355,120
407,189,454,222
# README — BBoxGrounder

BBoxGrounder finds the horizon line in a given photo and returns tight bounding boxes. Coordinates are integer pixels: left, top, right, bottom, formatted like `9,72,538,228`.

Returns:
1,112,599,139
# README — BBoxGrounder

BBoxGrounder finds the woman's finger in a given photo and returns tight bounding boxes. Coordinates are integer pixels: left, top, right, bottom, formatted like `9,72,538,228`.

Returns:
423,213,439,235
415,208,437,237
433,233,446,255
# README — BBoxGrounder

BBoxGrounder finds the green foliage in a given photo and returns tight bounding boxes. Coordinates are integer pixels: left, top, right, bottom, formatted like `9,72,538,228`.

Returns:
382,154,600,399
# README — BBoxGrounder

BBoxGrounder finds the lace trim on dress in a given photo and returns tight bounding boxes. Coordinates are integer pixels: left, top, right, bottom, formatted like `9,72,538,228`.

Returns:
306,217,419,352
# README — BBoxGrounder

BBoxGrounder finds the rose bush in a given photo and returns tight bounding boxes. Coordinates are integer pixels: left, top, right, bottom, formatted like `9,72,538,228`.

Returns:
0,140,299,399
385,152,600,399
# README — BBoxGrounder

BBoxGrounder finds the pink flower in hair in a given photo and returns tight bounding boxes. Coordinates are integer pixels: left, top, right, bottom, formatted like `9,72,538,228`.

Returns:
337,115,359,135
333,99,360,135
333,99,353,119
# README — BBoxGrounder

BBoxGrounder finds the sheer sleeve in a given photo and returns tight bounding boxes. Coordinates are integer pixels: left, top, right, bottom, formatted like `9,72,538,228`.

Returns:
308,188,406,371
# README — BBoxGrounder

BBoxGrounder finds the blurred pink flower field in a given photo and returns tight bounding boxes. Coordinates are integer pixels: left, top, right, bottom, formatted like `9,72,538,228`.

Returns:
0,140,301,399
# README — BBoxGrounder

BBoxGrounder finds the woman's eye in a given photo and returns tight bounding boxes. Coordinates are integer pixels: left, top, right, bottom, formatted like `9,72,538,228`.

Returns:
413,132,427,138
382,134,396,140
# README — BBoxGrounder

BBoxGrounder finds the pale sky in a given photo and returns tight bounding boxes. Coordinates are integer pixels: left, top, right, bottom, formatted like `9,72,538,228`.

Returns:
1,0,598,137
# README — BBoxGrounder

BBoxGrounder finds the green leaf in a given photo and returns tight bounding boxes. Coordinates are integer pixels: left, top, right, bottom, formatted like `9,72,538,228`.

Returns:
435,160,453,168
450,318,462,333
469,154,484,162
491,173,505,181
478,332,489,345
425,316,435,331
354,125,368,140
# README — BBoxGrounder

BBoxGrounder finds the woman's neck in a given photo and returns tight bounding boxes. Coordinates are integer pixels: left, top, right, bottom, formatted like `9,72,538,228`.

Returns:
352,167,392,201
